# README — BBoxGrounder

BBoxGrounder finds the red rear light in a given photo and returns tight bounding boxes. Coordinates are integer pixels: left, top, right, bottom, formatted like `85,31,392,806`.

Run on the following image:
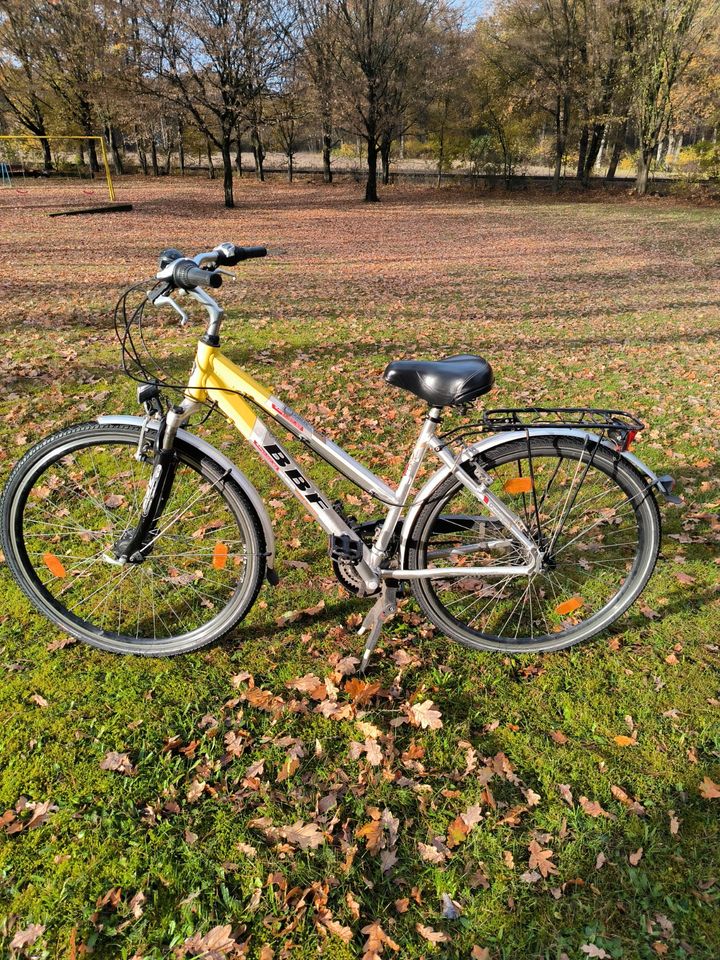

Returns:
623,430,637,452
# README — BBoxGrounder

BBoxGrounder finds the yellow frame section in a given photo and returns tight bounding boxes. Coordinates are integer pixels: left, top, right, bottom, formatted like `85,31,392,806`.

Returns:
0,135,116,201
185,343,272,437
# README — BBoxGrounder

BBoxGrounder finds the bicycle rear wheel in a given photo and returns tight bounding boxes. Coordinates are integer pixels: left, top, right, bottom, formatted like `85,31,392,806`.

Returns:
407,436,660,652
1,422,265,655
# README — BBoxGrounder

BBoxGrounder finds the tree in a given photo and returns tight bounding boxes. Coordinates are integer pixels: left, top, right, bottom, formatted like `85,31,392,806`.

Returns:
141,0,295,207
630,0,713,195
491,0,582,192
300,0,339,182
333,0,436,202
0,0,54,170
35,0,108,173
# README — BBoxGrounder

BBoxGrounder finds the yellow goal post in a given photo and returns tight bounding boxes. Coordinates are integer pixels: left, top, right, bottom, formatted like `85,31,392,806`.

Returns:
0,135,116,201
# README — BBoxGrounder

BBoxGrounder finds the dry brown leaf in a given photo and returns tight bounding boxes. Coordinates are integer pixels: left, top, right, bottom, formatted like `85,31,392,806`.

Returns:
99,751,136,776
10,924,46,952
282,821,325,850
699,776,720,799
416,923,450,943
409,699,443,730
528,839,558,877
579,796,612,818
629,847,644,865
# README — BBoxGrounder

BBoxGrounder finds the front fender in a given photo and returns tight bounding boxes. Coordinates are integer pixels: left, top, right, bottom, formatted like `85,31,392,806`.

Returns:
98,414,277,584
399,428,678,567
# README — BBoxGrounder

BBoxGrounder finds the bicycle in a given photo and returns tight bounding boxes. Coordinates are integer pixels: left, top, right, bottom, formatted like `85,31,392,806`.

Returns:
0,243,680,669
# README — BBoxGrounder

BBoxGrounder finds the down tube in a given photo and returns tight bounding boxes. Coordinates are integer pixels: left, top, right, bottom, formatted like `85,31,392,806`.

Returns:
247,419,381,587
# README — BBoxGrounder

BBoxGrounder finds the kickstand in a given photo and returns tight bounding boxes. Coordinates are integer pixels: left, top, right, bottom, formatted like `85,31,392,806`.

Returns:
358,581,398,673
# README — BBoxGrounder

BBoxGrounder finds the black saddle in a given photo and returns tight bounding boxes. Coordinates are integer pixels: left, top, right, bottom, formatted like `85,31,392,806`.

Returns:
383,354,494,408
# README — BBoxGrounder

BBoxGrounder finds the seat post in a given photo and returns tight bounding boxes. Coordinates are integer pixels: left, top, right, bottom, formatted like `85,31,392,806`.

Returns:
426,406,443,428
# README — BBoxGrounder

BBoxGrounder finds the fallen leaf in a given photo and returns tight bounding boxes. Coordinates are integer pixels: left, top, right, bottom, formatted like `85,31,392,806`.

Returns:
409,699,443,730
416,923,450,943
99,751,136,776
629,847,643,865
282,821,325,850
613,735,636,747
699,777,720,799
581,946,609,959
10,924,46,952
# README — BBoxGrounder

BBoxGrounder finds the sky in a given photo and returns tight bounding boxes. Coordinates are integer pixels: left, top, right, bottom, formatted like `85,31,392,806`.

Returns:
456,0,495,22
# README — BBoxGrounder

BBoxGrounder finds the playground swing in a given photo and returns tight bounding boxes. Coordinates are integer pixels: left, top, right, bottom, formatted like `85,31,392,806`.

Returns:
0,135,132,215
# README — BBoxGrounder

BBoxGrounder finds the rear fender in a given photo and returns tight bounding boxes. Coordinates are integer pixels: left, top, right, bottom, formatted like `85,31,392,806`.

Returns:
98,414,277,584
400,427,678,567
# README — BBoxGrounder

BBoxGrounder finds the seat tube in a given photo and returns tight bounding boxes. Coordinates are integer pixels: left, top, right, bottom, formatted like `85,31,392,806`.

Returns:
371,407,441,563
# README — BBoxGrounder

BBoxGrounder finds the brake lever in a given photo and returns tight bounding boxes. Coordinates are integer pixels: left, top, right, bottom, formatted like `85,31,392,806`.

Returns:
153,293,189,326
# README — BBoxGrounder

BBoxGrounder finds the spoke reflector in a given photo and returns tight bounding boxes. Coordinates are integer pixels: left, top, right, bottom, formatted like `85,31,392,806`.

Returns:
555,597,583,616
504,477,533,495
212,542,229,569
43,553,67,578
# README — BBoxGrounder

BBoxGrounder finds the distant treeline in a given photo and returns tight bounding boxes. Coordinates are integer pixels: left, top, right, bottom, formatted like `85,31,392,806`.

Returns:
0,0,718,207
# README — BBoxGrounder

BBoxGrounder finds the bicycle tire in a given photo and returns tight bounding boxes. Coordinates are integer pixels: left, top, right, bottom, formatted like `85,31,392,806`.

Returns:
1,422,266,656
407,436,661,653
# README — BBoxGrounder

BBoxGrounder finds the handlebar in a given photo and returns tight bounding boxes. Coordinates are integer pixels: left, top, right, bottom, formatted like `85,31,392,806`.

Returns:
156,243,267,292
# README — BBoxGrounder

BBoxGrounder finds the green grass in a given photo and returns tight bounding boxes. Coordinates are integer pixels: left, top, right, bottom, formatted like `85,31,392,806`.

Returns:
0,180,719,959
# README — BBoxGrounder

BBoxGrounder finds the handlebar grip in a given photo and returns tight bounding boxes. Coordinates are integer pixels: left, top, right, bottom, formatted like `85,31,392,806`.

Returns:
237,246,267,260
214,244,267,266
171,259,223,290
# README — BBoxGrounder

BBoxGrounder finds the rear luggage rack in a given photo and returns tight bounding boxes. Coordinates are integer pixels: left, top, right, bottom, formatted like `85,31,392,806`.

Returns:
440,407,645,450
482,407,645,433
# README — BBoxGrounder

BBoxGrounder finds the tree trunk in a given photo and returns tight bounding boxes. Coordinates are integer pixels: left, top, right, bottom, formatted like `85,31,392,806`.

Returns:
135,126,148,175
436,121,445,188
635,146,652,196
251,126,265,181
164,139,174,175
221,140,234,208
365,137,379,202
151,137,159,177
287,152,293,182
552,95,565,193
206,138,215,179
41,136,53,173
178,119,185,175
107,125,124,174
576,125,589,181
380,133,391,185
87,137,100,176
235,134,243,175
583,123,605,182
605,120,627,181
321,114,332,184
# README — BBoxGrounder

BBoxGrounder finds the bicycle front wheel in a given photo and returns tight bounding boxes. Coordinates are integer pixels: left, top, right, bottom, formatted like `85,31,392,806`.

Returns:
1,422,266,655
407,436,661,653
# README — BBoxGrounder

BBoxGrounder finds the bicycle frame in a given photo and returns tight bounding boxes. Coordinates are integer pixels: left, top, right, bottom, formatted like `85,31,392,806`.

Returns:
172,335,541,594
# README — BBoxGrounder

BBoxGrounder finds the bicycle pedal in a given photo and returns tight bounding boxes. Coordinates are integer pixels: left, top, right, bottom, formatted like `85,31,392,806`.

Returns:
330,533,363,565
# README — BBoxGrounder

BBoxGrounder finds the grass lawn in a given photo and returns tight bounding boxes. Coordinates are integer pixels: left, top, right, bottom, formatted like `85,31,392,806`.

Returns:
0,178,718,960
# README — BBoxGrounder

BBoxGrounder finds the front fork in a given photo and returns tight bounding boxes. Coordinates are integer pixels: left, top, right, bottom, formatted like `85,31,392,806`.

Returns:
111,399,196,563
